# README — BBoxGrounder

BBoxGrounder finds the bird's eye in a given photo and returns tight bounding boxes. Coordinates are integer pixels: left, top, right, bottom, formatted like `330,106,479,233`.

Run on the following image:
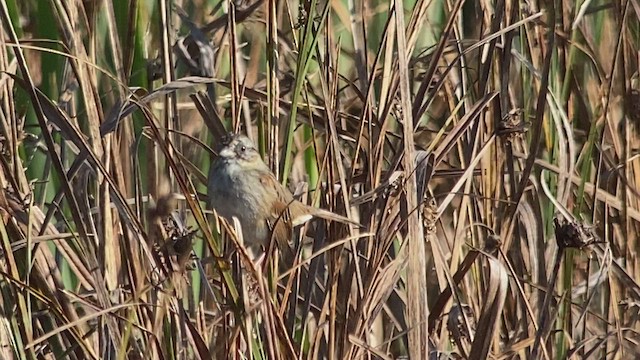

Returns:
240,146,246,152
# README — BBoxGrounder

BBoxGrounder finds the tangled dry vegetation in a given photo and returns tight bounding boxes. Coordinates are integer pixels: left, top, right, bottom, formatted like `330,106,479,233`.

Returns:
0,0,639,359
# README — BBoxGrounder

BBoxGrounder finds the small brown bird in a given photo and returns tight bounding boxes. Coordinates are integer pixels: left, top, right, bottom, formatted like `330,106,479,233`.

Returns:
208,133,356,251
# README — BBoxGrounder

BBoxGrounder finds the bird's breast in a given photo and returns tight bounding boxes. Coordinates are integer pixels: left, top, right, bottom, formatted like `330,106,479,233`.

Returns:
208,166,271,245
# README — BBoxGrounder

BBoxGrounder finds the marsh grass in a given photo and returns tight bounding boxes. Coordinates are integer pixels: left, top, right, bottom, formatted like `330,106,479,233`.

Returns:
0,0,639,359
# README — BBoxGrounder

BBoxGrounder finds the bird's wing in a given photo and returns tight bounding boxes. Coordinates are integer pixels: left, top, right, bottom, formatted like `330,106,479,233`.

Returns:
260,171,360,232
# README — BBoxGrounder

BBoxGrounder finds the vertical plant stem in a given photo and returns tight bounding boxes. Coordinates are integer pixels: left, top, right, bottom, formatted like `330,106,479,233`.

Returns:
393,0,428,356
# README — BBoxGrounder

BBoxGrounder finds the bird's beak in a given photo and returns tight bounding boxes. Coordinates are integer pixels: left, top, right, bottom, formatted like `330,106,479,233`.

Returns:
219,147,234,158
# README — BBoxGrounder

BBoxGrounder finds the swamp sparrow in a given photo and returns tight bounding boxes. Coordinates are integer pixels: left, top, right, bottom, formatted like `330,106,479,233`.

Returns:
208,133,356,250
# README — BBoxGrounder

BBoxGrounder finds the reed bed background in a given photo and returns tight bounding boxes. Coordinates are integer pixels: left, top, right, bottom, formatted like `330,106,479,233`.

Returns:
0,0,639,358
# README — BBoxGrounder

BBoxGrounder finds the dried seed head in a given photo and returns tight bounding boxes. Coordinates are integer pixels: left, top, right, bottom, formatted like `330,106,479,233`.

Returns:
553,218,602,250
496,108,527,140
626,89,640,123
